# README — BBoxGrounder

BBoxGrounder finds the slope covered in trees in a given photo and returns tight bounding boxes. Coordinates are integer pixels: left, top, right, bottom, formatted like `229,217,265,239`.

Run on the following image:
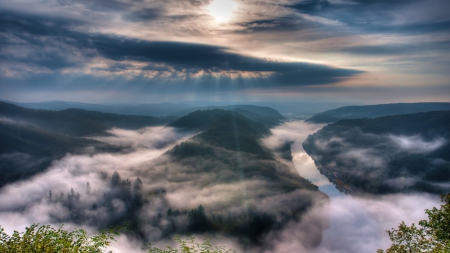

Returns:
303,111,450,194
306,102,450,123
0,101,172,187
0,101,175,137
169,105,284,131
193,112,272,159
0,121,114,187
160,111,327,245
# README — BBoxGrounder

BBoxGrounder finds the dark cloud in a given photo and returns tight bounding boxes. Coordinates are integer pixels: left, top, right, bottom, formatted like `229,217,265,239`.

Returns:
0,9,362,90
285,0,450,35
92,36,362,84
341,41,450,56
122,8,164,22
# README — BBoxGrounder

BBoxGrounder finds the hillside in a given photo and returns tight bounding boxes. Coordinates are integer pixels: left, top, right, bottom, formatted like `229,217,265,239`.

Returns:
0,101,172,187
168,109,229,131
194,112,272,159
303,111,450,194
172,105,284,128
0,121,113,187
157,111,326,245
0,101,175,137
306,102,450,123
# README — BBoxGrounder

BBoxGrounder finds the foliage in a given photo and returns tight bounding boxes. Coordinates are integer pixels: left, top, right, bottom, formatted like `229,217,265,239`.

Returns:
145,236,236,253
378,194,450,253
0,224,235,253
0,224,121,253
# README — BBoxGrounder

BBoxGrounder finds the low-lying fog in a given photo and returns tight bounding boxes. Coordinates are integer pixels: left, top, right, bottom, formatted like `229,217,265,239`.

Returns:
266,121,441,253
0,122,441,253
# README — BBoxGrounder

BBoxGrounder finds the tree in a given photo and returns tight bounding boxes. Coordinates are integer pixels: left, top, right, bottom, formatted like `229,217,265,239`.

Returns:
0,224,235,253
145,236,235,253
111,171,121,186
378,194,450,253
133,178,143,193
0,224,120,253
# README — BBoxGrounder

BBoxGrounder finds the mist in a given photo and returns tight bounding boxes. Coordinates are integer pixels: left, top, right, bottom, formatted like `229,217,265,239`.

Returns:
0,121,445,253
0,123,328,252
265,121,442,253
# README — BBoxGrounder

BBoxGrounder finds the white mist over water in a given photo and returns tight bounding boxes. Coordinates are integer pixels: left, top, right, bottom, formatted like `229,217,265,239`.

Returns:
267,120,441,253
0,122,443,253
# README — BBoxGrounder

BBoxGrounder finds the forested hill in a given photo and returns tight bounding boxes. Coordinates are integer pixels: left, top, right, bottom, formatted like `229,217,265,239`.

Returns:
0,101,176,137
168,109,229,131
195,112,272,159
332,110,450,139
303,110,450,194
155,110,326,245
0,121,113,187
306,102,450,123
0,101,174,187
170,111,272,159
169,106,284,131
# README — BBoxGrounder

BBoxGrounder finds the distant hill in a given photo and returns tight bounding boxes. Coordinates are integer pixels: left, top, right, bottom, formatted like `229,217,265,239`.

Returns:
170,105,284,130
0,101,175,137
303,111,450,194
0,101,173,187
7,101,285,126
0,120,113,187
168,109,229,131
4,100,192,117
306,102,450,123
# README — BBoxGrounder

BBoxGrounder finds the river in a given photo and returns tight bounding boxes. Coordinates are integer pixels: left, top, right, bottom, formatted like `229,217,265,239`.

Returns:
268,120,441,253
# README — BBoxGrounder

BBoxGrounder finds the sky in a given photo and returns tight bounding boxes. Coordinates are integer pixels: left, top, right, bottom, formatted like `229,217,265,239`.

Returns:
0,0,449,103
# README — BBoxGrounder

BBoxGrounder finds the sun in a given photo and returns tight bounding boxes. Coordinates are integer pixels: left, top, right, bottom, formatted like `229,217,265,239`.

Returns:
208,0,237,23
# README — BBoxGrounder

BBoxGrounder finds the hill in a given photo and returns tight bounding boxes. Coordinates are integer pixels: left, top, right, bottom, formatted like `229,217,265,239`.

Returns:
172,105,284,128
194,112,272,159
306,102,450,123
0,101,175,137
6,101,284,123
303,111,450,194
0,101,173,187
0,120,113,187
168,109,229,131
156,111,326,245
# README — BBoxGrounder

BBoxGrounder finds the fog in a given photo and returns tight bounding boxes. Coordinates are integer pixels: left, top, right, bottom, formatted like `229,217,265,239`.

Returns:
0,126,192,234
301,121,450,193
389,135,446,153
266,121,442,253
0,122,444,253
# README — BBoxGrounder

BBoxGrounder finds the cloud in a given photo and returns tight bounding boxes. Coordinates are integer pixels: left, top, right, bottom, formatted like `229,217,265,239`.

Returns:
0,8,362,92
0,123,328,250
340,41,450,56
89,127,192,149
313,193,441,253
302,122,450,193
0,121,447,253
389,135,446,153
258,122,444,252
